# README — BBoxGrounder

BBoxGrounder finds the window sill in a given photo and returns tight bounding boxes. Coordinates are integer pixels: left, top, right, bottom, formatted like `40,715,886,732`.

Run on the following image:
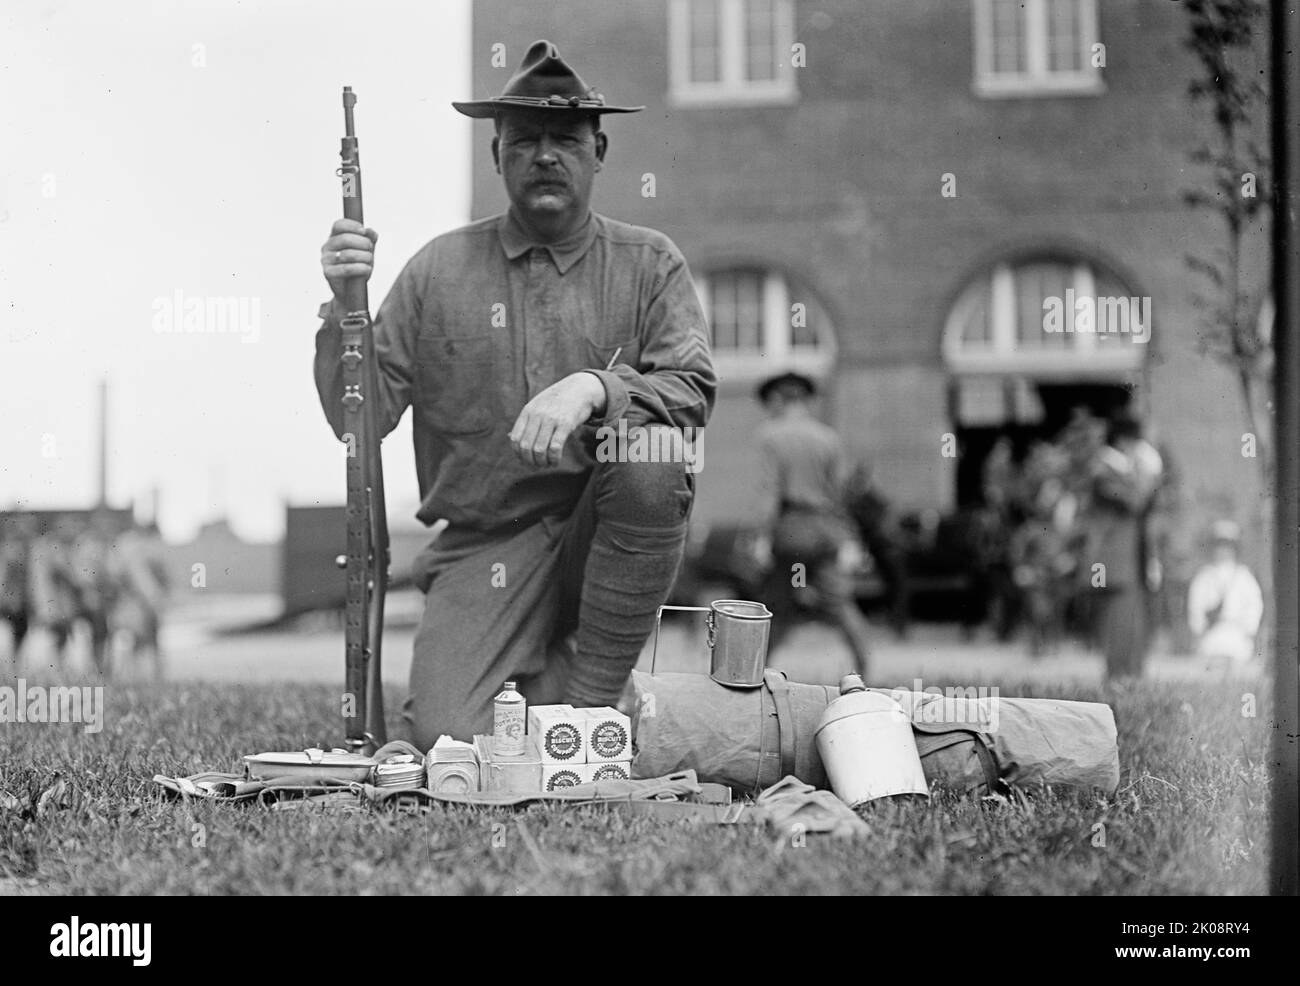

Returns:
945,348,1143,378
668,84,799,109
972,73,1106,99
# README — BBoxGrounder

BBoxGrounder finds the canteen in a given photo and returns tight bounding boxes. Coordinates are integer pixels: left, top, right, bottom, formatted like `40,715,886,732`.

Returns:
814,675,929,806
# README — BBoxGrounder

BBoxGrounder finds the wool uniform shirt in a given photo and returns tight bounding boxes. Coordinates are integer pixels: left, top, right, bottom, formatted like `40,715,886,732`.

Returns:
754,412,852,528
315,210,716,534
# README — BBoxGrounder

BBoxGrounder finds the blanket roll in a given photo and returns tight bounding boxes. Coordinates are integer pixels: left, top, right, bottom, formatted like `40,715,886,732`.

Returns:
629,671,1119,796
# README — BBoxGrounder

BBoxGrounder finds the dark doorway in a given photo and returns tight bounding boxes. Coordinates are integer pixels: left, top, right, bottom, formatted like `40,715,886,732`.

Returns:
954,380,1135,506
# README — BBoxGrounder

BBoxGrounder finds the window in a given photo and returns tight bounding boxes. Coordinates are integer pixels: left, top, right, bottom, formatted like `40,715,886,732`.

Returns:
698,267,835,378
972,0,1104,97
669,0,797,106
943,258,1146,377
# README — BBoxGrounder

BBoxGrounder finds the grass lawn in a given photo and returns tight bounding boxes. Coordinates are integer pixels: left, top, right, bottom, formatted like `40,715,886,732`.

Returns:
0,671,1270,895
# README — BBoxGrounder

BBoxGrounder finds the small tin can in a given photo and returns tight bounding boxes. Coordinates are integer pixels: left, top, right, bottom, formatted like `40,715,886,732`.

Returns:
493,680,526,757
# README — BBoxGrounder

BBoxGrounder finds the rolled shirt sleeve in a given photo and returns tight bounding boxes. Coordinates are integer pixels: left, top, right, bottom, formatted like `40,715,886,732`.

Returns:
310,212,716,533
585,246,715,430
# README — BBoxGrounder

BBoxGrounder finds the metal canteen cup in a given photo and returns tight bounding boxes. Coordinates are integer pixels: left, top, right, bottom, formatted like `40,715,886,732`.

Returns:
652,599,773,688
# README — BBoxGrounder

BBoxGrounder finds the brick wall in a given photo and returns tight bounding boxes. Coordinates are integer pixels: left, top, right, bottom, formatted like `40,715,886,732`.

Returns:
464,0,1271,542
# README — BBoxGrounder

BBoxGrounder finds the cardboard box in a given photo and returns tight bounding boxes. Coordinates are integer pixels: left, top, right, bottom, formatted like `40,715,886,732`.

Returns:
541,764,585,791
584,761,631,783
528,703,573,738
533,707,586,764
581,707,632,763
473,734,542,794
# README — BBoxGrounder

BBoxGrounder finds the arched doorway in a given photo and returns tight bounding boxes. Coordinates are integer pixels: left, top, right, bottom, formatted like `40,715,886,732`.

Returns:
942,255,1148,505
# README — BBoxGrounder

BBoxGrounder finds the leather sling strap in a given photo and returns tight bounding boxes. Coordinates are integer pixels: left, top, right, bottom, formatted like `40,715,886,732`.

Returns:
764,670,798,781
972,735,1001,792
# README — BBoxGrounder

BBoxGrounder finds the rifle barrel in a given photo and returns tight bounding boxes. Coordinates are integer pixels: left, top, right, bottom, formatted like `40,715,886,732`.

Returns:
343,86,357,137
337,85,387,755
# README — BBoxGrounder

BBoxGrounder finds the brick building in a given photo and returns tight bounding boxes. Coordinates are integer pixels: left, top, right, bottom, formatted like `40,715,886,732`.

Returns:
464,0,1270,555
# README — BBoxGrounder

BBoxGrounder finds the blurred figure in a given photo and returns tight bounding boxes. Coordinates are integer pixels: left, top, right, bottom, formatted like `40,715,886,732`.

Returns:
1052,406,1105,644
980,436,1018,641
981,436,1016,515
1010,474,1078,657
751,372,872,679
0,516,37,660
845,461,909,638
28,516,80,663
1187,520,1262,665
69,511,119,675
111,522,170,679
1147,441,1193,653
1083,413,1164,678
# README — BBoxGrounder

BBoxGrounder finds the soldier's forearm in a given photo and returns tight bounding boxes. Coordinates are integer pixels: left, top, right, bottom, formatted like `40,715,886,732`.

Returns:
313,319,348,439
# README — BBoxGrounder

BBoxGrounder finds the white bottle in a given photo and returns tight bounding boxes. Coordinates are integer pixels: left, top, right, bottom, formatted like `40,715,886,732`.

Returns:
493,680,526,757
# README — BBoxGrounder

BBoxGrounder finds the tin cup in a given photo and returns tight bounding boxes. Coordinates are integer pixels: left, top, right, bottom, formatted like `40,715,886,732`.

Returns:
652,599,773,688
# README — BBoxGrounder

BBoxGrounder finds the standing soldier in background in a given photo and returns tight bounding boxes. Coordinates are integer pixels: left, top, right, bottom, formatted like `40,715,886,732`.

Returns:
28,516,79,665
1083,413,1164,678
845,461,908,638
980,436,1019,642
752,372,872,679
314,42,715,749
112,522,171,680
69,512,117,676
0,516,37,661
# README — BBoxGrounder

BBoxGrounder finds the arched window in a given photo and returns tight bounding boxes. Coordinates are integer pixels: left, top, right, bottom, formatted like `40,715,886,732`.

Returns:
697,266,835,378
943,258,1147,378
943,256,1148,506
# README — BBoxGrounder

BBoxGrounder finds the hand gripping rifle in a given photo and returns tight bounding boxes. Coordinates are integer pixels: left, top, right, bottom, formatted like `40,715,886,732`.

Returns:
336,86,389,755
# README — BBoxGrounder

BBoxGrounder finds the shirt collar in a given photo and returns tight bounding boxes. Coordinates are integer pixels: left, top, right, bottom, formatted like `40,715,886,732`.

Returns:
497,209,599,274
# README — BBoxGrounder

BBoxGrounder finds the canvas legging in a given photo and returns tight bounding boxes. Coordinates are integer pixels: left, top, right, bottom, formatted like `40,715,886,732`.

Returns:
403,437,693,750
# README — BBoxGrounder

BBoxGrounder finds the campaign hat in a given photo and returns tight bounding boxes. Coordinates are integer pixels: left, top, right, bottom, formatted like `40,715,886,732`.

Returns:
453,40,644,118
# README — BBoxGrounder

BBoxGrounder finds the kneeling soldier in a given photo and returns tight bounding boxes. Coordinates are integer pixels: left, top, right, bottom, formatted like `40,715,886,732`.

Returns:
314,42,716,749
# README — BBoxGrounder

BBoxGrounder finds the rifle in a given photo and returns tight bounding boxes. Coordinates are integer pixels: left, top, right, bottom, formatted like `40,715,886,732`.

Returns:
336,86,389,756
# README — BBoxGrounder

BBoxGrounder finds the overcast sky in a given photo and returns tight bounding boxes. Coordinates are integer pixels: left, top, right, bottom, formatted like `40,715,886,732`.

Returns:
0,0,473,542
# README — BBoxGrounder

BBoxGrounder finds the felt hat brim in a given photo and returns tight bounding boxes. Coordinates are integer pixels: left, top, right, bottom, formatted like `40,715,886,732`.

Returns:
756,372,819,402
453,40,643,119
452,98,644,119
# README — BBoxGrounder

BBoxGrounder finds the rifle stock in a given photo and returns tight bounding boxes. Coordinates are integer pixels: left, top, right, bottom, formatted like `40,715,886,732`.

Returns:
337,86,389,755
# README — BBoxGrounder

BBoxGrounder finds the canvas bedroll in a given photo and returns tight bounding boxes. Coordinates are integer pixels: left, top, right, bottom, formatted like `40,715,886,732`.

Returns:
629,670,1119,796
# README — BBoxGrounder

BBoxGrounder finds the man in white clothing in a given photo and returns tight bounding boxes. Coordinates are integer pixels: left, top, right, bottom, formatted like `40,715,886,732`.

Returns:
1187,520,1263,664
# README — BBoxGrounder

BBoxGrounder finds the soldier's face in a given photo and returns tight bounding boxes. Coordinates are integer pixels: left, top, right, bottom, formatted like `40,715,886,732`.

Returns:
494,110,606,223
